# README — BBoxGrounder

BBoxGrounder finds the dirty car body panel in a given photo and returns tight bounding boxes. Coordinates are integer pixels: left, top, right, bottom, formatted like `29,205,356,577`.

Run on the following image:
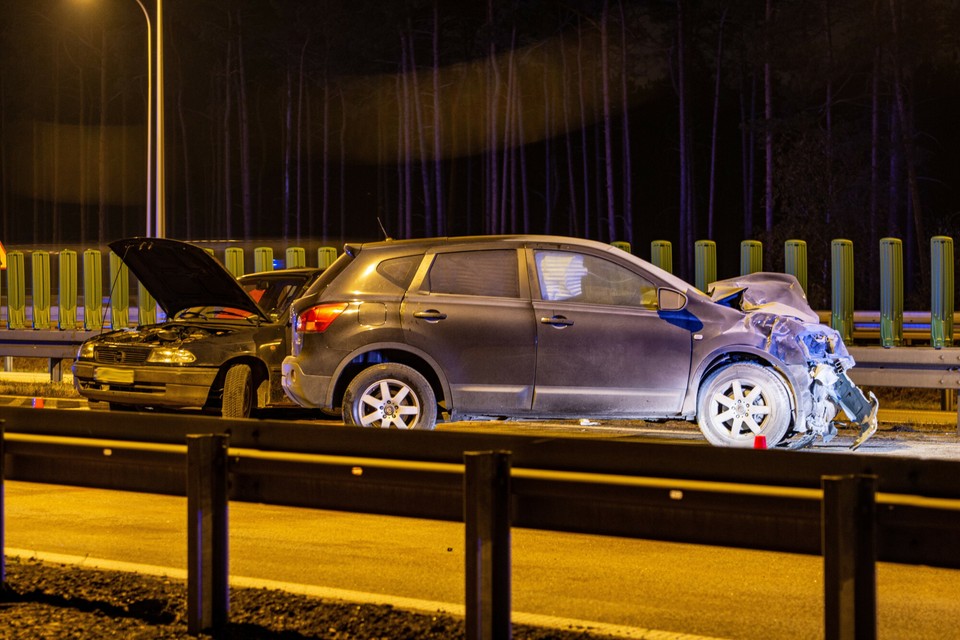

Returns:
281,235,877,448
73,237,324,417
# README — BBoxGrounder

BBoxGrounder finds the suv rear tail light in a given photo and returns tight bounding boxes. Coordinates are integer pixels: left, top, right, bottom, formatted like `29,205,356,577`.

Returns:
296,303,348,333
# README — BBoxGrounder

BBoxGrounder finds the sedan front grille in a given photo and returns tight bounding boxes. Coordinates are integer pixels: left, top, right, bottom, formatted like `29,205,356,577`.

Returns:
94,346,152,365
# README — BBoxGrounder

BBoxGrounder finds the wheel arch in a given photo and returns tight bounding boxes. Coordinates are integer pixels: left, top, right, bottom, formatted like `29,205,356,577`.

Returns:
329,343,450,415
206,356,270,409
686,347,801,425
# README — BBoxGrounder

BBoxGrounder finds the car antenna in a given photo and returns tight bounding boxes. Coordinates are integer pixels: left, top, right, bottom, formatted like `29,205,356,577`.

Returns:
376,217,393,241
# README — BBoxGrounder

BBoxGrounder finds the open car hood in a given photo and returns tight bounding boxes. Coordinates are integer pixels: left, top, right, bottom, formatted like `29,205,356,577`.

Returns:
708,272,819,323
109,237,269,320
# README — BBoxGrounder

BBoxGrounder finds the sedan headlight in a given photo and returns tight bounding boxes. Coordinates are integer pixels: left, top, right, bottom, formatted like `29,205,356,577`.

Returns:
78,342,95,359
147,347,196,364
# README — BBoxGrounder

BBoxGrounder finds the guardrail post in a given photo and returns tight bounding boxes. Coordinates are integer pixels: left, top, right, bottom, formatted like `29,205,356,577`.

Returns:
31,252,51,330
610,241,631,253
317,247,338,269
650,240,672,274
285,247,306,268
138,283,157,326
930,236,954,349
784,240,808,294
224,247,244,277
7,251,26,329
822,474,877,640
464,450,512,640
109,253,130,329
694,240,717,292
831,240,855,343
59,250,79,330
187,433,229,635
82,250,103,330
879,238,904,348
740,240,762,275
254,247,274,273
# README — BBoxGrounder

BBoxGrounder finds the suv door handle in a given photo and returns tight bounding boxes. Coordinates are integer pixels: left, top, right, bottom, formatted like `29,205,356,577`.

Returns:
414,309,447,322
540,315,574,328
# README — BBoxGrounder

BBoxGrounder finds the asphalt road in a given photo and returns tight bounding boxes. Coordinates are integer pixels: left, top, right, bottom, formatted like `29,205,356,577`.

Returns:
3,383,960,638
5,478,960,640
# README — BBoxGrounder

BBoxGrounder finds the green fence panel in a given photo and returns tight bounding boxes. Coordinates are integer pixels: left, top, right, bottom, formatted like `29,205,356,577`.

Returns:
930,235,954,349
254,247,274,273
109,252,130,329
610,241,631,253
784,240,808,294
6,251,25,329
879,238,903,348
740,240,763,275
31,251,51,329
139,282,157,326
318,247,338,269
83,250,103,330
225,247,244,277
694,240,717,292
651,240,673,274
831,239,855,343
58,250,79,330
286,247,306,268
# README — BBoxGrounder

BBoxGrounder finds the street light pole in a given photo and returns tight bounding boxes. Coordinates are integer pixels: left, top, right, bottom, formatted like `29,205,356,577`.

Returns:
131,0,164,238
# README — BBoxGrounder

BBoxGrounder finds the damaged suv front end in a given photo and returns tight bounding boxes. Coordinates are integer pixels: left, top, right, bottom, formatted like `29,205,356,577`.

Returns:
709,274,879,450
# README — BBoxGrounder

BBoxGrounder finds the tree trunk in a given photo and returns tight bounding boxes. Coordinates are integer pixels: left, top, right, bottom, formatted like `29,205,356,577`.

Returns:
763,0,774,234
707,10,727,241
601,0,617,243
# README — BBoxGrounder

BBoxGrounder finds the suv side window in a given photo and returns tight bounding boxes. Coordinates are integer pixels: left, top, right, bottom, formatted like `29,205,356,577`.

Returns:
377,255,422,290
427,250,520,298
534,250,657,308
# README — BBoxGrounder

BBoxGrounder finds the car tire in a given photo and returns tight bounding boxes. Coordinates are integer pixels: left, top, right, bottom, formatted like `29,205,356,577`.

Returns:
696,362,792,448
223,364,253,419
342,363,437,430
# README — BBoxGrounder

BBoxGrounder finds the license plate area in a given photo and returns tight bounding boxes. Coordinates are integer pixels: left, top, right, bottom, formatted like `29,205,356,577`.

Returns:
93,367,135,385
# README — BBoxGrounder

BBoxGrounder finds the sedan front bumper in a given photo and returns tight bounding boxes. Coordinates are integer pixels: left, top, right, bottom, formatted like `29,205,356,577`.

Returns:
72,361,219,409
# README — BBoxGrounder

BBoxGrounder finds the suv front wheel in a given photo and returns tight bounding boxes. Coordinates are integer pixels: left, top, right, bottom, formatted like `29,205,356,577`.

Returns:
342,363,437,430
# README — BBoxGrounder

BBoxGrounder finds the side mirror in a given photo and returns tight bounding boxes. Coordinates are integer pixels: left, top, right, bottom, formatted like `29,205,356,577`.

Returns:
658,288,687,312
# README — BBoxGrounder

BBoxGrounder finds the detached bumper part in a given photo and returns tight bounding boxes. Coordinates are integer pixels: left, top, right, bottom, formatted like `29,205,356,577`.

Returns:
849,391,879,451
832,371,880,450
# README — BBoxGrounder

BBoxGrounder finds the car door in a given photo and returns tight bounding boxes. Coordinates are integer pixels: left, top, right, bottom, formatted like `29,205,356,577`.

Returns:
401,247,537,414
529,247,693,416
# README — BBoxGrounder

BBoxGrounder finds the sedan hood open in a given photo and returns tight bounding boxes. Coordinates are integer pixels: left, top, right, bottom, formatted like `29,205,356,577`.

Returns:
708,272,819,323
109,237,268,320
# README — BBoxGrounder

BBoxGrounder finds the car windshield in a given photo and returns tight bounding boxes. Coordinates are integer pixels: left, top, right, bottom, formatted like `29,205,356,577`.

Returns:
241,274,313,317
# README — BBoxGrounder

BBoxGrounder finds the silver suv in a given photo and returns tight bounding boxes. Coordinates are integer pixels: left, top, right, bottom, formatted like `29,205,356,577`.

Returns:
281,235,877,449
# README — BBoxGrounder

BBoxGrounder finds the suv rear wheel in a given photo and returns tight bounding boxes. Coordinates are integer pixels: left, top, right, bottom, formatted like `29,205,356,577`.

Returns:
343,363,437,430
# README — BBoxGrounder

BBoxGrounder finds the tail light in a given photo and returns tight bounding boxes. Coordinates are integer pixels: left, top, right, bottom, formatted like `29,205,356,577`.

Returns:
296,303,348,333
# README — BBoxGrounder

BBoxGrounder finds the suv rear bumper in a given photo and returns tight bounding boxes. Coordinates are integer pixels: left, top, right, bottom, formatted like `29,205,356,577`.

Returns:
281,356,331,409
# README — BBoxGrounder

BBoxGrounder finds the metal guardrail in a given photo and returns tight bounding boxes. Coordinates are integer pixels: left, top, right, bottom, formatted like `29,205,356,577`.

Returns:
1,406,959,637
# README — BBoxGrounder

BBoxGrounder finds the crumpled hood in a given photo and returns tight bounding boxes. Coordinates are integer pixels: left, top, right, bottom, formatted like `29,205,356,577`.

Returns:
708,272,819,323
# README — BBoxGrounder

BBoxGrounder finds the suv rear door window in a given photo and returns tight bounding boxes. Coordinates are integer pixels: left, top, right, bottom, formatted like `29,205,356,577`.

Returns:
427,250,519,298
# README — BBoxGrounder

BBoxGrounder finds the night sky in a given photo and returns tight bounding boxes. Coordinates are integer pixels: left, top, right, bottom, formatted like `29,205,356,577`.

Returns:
1,0,959,303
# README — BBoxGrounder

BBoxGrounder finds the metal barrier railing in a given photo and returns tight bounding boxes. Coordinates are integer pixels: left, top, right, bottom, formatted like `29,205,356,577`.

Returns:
1,407,959,636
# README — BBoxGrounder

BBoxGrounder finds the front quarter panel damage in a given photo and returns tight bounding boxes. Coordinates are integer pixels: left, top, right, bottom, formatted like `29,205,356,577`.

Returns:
742,311,878,448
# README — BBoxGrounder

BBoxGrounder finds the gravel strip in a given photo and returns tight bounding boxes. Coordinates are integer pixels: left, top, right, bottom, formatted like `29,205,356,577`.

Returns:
1,557,618,639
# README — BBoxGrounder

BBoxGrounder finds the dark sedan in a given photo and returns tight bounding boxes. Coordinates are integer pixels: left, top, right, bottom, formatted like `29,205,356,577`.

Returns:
73,237,324,417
